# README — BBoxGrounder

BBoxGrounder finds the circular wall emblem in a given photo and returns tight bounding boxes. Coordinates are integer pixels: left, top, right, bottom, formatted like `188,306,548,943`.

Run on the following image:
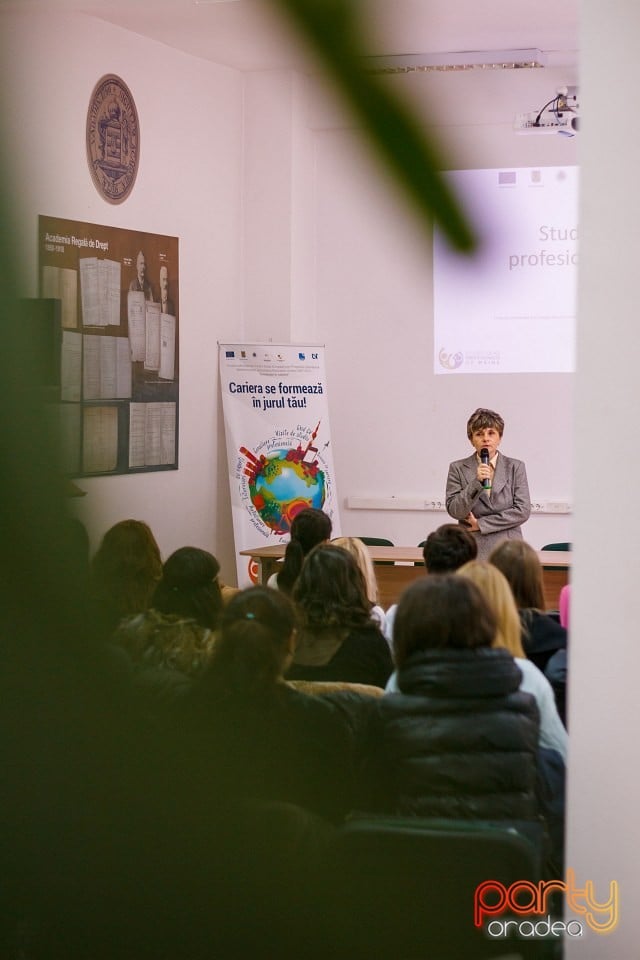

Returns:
86,75,140,204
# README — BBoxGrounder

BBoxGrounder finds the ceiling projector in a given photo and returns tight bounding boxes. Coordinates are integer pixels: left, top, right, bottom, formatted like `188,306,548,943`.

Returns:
515,86,579,136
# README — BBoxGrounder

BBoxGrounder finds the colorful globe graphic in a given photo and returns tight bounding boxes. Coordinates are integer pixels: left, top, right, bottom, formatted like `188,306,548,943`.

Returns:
249,448,326,534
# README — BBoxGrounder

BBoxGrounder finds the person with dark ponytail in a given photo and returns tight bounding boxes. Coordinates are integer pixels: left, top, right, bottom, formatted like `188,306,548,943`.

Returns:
268,507,332,594
153,546,223,631
176,586,355,821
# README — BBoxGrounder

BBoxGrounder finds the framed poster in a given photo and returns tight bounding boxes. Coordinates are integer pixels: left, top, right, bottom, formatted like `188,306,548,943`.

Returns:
39,215,179,476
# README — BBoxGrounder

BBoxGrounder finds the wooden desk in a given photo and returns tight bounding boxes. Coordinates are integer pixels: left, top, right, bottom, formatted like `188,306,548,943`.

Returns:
239,545,570,611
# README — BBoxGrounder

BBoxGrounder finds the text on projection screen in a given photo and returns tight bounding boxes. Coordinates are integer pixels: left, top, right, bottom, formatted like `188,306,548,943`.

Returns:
433,166,578,375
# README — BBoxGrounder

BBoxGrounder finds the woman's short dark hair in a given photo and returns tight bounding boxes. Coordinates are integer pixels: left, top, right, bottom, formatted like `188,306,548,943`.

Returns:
208,586,296,695
489,540,545,611
423,523,478,573
393,574,497,666
293,543,372,631
466,407,505,439
276,508,332,595
152,546,223,630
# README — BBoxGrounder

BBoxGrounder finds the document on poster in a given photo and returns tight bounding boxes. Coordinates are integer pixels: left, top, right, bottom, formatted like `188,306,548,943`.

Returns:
127,290,146,361
129,402,176,467
82,335,132,400
82,405,118,473
159,314,176,380
144,301,161,371
41,265,78,329
60,330,82,402
79,257,121,327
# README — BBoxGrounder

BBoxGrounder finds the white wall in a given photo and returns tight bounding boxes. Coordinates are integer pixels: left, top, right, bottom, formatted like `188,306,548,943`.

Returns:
0,8,244,583
564,1,640,955
0,11,579,578
4,3,639,953
244,65,578,549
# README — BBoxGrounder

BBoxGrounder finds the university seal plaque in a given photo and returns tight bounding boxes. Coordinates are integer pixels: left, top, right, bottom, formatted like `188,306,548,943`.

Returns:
86,75,140,204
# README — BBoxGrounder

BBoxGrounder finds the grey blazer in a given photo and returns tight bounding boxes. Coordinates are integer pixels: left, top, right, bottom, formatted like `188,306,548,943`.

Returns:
445,452,531,560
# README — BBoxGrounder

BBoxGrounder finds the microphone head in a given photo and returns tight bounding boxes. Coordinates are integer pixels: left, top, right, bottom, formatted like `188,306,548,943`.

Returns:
480,446,490,464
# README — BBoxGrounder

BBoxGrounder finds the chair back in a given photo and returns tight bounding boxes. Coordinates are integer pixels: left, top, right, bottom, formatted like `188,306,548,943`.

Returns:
328,815,548,959
357,536,394,565
541,542,571,551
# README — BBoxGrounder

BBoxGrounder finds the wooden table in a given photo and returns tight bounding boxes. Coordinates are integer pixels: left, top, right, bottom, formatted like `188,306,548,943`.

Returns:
239,545,570,611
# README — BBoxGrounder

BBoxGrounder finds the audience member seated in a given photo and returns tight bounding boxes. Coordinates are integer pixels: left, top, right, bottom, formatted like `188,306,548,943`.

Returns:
489,539,567,672
545,583,569,727
383,523,477,648
267,507,332,595
286,544,393,689
113,546,222,679
172,586,356,822
457,560,568,754
89,519,162,641
331,536,386,632
361,575,540,822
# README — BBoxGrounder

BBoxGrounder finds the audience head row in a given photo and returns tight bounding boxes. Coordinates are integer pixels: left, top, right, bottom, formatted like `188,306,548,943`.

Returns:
204,544,549,689
89,514,556,686
90,519,224,633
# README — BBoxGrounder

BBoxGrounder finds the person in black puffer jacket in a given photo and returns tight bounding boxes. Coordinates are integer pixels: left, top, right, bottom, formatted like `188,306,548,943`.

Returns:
360,574,540,822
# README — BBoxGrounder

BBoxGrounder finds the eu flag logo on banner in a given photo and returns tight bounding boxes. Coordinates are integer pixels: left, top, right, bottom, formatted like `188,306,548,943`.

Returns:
225,350,235,358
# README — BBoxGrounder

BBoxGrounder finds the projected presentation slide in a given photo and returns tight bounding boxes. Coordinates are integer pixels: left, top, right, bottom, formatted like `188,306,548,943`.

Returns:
434,166,578,374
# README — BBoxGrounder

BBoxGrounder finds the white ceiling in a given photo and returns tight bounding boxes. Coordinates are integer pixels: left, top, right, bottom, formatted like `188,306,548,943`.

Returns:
11,0,579,72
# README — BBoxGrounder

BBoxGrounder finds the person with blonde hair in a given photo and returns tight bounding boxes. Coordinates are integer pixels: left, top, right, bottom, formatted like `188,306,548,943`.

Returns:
331,536,386,632
457,560,567,758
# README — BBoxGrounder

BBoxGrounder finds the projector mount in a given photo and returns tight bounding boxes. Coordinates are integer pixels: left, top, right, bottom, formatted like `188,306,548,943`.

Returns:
515,86,579,136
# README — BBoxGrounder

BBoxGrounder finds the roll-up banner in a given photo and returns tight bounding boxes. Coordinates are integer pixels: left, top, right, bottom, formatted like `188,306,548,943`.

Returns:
219,343,341,586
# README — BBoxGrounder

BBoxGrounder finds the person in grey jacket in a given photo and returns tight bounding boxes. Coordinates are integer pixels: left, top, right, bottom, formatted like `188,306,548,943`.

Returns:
446,407,531,560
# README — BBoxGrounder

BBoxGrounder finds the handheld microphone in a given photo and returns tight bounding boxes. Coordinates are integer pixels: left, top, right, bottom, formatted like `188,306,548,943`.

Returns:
480,447,491,490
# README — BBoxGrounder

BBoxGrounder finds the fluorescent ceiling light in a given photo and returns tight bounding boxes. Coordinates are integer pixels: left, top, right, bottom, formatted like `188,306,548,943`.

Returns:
364,49,547,74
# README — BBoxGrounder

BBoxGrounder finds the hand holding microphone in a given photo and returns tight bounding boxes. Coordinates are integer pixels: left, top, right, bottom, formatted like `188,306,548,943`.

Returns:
480,447,492,491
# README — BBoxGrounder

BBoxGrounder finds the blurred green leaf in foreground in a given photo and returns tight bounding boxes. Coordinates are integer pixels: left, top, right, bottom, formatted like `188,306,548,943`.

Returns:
269,0,477,253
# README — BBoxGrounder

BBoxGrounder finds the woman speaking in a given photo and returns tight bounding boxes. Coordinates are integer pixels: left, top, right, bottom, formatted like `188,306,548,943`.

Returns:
445,408,531,560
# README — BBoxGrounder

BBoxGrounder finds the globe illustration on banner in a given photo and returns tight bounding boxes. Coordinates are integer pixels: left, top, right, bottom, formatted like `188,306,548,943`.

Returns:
240,422,326,535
